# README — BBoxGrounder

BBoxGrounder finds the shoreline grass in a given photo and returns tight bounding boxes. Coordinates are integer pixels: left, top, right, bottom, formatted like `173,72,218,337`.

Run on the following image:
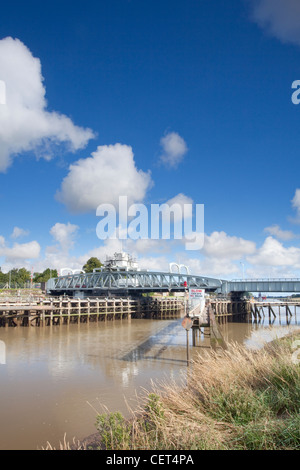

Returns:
85,331,300,451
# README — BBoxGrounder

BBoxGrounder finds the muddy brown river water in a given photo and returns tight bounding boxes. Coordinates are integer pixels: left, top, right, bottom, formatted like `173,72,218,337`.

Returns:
0,312,299,450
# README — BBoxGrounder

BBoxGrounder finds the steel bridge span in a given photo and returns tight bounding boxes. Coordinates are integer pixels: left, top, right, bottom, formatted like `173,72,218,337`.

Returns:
223,279,300,294
46,270,223,295
46,271,300,296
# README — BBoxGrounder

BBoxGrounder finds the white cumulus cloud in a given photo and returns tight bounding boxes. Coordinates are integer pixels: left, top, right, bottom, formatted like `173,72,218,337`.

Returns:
164,193,194,219
180,255,241,278
11,226,29,239
0,37,95,171
50,222,79,252
202,231,256,260
159,132,188,168
56,143,153,213
250,0,300,46
264,224,297,241
246,236,300,267
292,188,300,214
0,238,40,263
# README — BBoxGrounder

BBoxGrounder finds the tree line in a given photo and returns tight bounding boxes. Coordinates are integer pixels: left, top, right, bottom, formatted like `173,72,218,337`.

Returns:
0,257,103,286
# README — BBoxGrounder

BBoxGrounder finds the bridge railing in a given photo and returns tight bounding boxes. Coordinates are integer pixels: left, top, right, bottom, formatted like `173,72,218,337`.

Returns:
230,278,300,282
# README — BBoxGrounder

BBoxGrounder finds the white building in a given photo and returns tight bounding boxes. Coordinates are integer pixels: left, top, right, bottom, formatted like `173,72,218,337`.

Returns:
102,252,139,272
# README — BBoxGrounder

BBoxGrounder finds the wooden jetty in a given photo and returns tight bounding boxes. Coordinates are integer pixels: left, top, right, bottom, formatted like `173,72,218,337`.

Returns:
187,298,300,350
0,296,184,327
250,301,299,322
1,295,297,328
210,299,299,322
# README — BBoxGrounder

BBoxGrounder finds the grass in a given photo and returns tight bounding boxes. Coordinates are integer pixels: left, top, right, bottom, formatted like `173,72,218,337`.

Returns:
90,332,300,451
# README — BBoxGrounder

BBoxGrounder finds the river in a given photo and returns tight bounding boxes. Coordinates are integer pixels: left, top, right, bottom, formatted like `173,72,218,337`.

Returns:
0,310,299,450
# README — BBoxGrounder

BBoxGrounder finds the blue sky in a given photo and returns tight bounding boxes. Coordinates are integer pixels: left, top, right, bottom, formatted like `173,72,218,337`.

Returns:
1,0,300,278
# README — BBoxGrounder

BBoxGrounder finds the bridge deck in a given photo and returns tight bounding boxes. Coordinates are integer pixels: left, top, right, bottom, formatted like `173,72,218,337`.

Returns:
223,279,300,294
47,270,223,294
46,271,300,295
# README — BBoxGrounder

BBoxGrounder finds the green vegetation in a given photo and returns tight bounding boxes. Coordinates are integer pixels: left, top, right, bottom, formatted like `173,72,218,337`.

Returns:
91,333,300,450
0,268,7,284
0,266,58,287
82,257,103,273
0,267,31,286
0,256,103,288
33,268,58,283
95,412,131,450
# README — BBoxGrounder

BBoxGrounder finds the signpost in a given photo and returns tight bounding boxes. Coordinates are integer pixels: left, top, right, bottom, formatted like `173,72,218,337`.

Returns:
189,288,205,299
182,315,193,366
181,316,193,331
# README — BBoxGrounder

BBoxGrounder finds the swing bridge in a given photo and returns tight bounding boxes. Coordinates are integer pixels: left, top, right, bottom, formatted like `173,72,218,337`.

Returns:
46,260,300,297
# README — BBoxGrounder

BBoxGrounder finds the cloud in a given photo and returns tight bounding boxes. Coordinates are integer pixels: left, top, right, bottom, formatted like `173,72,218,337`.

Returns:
0,79,5,104
245,264,300,279
164,193,194,220
11,226,29,239
0,37,95,172
30,250,82,274
250,0,300,46
138,256,170,272
4,226,300,281
13,223,81,273
159,132,188,168
56,143,153,213
0,238,40,263
45,229,256,278
264,224,297,241
202,231,256,260
180,255,241,278
246,236,300,267
175,231,257,278
50,222,79,252
292,188,300,214
287,189,300,223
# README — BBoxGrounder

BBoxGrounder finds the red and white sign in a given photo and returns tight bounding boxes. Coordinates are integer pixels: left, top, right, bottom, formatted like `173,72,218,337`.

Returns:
181,316,193,331
189,288,205,299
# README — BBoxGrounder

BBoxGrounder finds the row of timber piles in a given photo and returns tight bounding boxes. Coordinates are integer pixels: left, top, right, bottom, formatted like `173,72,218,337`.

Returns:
0,296,184,327
250,301,300,322
210,298,299,323
210,299,252,317
135,297,184,319
4,296,297,328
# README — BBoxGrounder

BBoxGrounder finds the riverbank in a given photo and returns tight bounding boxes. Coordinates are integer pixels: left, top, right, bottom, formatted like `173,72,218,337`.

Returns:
68,330,300,451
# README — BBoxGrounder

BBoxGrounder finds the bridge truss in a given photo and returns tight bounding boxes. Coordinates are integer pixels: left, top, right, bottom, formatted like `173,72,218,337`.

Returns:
46,271,300,297
46,270,223,295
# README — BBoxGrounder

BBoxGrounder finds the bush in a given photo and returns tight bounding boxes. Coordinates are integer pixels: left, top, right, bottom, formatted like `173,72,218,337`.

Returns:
95,412,130,450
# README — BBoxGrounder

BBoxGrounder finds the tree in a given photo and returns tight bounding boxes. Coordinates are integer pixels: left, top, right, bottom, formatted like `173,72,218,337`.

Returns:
8,268,31,286
0,268,8,284
33,268,58,283
83,257,103,273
